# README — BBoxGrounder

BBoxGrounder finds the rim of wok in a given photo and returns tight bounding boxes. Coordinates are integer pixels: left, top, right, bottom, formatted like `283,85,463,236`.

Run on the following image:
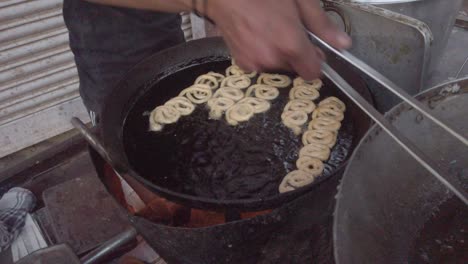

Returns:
99,37,373,211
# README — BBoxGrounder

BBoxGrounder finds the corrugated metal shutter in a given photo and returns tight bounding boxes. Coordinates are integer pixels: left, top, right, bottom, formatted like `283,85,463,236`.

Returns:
0,0,88,158
0,2,195,158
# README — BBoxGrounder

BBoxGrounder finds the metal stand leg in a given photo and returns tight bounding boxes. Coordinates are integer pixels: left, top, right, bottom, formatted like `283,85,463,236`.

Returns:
81,227,138,264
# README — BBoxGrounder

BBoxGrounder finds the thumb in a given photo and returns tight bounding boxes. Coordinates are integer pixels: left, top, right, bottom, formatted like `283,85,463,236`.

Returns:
297,0,351,50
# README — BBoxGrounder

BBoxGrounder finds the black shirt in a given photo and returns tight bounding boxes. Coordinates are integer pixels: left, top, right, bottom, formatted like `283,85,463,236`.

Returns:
63,0,185,116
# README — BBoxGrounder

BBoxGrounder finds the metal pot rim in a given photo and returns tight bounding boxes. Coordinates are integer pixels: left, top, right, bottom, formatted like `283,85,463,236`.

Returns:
333,76,468,263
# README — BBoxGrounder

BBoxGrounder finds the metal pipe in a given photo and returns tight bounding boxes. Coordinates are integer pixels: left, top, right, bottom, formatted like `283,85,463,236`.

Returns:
308,31,468,146
456,56,468,79
71,117,133,173
71,117,159,204
321,62,468,205
81,227,138,264
71,117,116,168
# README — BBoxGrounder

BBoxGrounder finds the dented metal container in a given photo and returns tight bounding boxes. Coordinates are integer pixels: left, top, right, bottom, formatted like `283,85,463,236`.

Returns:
324,0,462,111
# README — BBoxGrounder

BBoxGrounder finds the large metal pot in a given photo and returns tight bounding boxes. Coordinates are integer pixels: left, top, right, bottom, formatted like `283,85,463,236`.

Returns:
325,0,462,111
334,77,467,263
375,0,463,82
344,0,462,79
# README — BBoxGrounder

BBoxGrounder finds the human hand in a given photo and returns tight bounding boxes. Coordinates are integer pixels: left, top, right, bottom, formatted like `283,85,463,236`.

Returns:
205,0,351,80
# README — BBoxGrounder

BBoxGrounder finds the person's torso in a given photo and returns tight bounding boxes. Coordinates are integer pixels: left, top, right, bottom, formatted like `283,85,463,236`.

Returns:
63,0,185,114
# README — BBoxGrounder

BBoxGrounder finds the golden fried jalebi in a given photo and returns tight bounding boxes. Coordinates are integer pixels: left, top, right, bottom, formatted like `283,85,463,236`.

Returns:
149,105,181,132
289,85,320,101
302,129,337,148
213,87,245,102
165,97,195,116
281,110,308,135
238,97,271,114
221,75,251,89
307,117,341,131
207,97,235,119
293,77,323,90
299,143,331,161
284,99,316,114
226,65,257,78
279,170,315,193
319,96,346,112
225,103,255,126
179,84,213,104
195,74,220,90
296,156,324,176
311,106,344,121
257,73,291,88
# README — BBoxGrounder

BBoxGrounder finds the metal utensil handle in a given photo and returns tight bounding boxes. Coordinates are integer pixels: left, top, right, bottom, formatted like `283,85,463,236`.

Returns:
321,63,468,205
70,117,123,171
308,31,468,147
81,227,138,264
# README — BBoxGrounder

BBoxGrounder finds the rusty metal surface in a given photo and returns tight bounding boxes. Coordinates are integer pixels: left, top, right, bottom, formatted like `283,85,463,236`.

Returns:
42,175,131,255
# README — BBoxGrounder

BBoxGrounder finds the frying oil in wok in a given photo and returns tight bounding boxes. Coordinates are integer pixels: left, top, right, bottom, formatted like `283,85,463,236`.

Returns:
123,60,354,200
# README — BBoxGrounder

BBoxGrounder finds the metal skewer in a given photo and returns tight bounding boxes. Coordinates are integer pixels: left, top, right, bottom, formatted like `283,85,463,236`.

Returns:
308,32,468,147
320,62,467,205
307,32,468,204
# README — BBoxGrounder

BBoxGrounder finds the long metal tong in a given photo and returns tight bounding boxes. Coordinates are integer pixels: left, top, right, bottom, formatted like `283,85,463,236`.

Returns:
307,32,468,205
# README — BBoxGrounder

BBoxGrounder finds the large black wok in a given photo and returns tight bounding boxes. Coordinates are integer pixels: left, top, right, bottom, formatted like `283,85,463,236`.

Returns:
99,37,372,211
334,78,468,263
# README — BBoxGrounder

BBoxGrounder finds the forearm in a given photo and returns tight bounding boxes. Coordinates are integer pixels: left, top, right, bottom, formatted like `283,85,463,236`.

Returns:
83,0,350,80
84,0,193,13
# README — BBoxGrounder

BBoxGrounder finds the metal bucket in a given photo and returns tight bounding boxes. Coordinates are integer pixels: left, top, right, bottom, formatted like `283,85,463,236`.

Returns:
333,77,468,263
325,0,462,111
375,0,463,84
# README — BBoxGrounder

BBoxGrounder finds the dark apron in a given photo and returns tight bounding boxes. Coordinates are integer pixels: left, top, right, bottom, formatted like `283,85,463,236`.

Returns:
63,0,185,121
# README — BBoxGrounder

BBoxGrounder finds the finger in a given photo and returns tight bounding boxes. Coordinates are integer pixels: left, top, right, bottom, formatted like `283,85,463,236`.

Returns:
290,53,322,80
227,39,291,73
297,0,351,50
223,35,258,72
315,47,326,61
284,38,323,80
231,46,258,72
248,39,292,73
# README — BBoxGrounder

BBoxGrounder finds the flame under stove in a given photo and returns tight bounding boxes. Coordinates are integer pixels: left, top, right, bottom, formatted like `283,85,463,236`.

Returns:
101,163,271,228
